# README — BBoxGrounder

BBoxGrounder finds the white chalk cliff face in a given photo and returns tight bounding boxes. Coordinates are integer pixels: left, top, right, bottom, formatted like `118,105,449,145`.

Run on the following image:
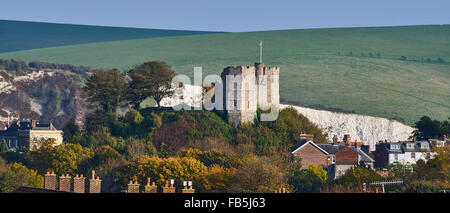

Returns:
159,84,415,151
280,105,415,150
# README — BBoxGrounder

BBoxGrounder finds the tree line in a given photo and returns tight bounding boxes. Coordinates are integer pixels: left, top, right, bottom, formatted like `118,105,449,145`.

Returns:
0,58,91,76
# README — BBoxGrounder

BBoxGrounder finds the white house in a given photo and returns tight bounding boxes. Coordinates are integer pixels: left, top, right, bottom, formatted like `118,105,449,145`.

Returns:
374,140,436,169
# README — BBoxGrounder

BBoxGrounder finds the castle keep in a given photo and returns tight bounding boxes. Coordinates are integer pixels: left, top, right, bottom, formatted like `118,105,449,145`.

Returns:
221,62,280,125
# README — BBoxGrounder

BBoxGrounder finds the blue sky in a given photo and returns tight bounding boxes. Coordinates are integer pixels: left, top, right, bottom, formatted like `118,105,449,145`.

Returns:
1,0,449,32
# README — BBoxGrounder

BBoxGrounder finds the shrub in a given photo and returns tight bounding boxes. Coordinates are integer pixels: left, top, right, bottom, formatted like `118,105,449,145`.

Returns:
0,163,44,193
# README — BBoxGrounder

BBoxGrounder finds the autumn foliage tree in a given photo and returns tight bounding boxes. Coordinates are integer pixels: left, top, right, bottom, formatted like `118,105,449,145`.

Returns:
229,155,288,193
194,165,236,193
125,155,207,189
0,163,43,193
289,164,327,193
26,140,93,174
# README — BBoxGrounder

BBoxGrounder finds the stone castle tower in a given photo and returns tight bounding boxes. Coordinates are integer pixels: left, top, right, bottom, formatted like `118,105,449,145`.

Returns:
220,62,280,125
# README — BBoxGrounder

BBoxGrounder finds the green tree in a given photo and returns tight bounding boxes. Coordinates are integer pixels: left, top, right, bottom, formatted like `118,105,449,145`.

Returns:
83,68,127,114
0,163,44,193
386,162,412,180
62,118,80,142
124,109,144,125
338,166,382,186
289,164,327,193
413,116,443,140
127,61,176,108
0,139,8,153
92,145,123,167
26,141,93,174
413,147,449,181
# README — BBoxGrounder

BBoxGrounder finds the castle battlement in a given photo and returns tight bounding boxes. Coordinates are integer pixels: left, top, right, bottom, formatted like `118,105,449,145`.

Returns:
220,62,280,126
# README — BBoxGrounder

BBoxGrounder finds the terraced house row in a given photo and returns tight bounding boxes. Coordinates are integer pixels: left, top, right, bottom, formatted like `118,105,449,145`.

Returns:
291,133,448,179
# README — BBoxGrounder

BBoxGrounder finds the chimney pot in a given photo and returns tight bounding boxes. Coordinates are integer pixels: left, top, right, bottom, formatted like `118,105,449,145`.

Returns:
96,176,100,180
129,180,133,184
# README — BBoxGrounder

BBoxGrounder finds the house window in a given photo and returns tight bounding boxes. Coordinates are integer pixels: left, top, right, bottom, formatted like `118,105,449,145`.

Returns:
394,154,398,161
411,152,415,159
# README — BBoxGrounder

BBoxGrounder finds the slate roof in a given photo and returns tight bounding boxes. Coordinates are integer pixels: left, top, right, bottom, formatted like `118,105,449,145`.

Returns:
0,123,19,137
402,142,419,152
316,144,347,155
379,141,433,154
384,143,403,154
11,186,70,193
352,147,375,162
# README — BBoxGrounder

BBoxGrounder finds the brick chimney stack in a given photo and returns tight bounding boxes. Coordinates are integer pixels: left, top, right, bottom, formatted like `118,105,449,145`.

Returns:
73,174,85,193
127,180,140,193
89,170,101,193
162,179,176,193
31,120,37,128
300,133,314,142
343,134,351,144
59,174,71,192
181,181,195,193
333,135,338,145
299,133,308,142
144,177,157,193
44,171,57,190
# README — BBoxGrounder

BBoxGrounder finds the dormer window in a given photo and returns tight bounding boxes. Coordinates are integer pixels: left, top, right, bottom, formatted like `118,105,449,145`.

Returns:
406,143,415,149
391,144,400,150
420,143,429,149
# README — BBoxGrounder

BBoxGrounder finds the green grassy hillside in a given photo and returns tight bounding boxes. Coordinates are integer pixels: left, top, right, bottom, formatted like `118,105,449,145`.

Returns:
0,20,217,53
1,25,449,124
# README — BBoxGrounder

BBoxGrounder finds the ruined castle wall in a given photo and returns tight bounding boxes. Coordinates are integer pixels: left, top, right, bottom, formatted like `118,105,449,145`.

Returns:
221,63,279,126
257,64,280,110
